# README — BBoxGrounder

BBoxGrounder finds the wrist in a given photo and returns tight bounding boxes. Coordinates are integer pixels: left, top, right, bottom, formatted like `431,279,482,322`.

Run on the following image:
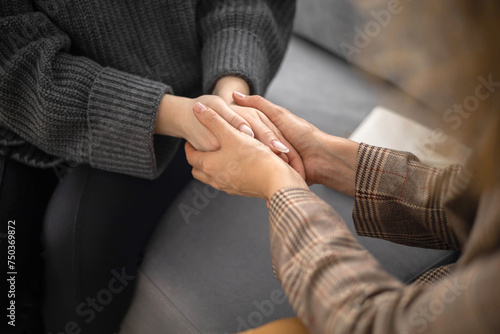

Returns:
264,163,308,200
212,76,250,103
155,94,191,138
315,135,359,197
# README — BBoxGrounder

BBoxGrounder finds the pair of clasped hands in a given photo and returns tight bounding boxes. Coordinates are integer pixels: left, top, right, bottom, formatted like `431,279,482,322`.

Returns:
155,76,359,201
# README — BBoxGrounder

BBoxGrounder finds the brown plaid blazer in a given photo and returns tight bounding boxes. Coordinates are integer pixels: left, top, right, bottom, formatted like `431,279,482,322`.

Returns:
269,143,500,334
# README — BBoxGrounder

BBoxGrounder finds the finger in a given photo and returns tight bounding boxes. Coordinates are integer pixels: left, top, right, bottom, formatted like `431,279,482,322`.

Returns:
244,117,290,154
233,92,293,126
204,100,254,137
191,167,214,186
258,113,306,179
184,141,196,157
192,102,241,146
278,140,305,180
234,93,306,179
278,152,289,164
288,153,306,180
184,141,209,171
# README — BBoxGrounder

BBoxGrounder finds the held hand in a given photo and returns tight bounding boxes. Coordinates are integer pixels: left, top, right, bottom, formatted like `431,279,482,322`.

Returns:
185,103,307,200
213,76,306,179
233,93,360,196
225,102,306,178
154,89,304,178
155,94,256,152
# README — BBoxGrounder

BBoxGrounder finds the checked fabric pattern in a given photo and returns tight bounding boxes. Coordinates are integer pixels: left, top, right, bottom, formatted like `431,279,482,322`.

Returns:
268,144,500,334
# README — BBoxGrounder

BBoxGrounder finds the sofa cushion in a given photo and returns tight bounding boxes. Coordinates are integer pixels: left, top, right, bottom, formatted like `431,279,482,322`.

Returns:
294,0,361,59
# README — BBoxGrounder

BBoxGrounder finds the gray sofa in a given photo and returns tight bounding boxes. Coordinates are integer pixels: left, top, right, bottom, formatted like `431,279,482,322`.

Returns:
120,1,458,333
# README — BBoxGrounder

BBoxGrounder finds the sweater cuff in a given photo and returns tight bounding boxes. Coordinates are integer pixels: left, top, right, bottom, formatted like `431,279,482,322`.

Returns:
202,28,268,95
87,67,178,179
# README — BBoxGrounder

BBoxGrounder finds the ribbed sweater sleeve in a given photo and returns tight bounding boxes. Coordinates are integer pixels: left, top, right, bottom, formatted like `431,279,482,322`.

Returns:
198,0,296,95
0,8,176,179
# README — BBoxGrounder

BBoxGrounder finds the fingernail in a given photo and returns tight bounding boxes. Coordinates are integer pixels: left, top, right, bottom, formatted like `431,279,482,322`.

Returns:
272,140,289,153
194,102,207,114
234,91,246,98
239,124,255,137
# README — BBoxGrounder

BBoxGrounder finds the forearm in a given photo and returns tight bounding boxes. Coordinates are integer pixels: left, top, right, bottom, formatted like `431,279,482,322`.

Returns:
154,94,190,137
353,143,469,249
269,188,402,333
1,11,174,179
269,188,497,334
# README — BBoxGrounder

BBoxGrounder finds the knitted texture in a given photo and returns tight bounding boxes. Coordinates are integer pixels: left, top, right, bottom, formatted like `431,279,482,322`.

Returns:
0,0,295,179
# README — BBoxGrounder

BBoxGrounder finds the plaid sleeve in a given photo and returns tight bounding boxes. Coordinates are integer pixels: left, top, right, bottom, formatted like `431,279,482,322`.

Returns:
268,187,500,334
352,143,474,250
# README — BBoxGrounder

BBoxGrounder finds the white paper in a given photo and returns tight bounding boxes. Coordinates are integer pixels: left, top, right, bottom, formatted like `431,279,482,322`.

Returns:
349,106,471,168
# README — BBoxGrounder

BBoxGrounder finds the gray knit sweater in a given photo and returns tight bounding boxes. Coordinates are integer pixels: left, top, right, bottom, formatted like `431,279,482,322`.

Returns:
0,0,295,179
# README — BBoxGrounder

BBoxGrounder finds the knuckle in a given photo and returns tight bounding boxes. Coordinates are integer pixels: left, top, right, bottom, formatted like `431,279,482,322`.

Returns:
261,125,276,137
274,106,286,116
204,110,218,124
201,95,224,108
192,168,202,180
261,127,275,140
254,95,265,103
200,160,214,175
211,95,224,106
205,139,220,152
210,140,221,151
198,160,206,173
226,112,239,127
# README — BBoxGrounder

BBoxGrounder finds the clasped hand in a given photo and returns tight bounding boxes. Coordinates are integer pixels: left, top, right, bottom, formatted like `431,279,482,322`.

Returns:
155,76,359,200
155,77,305,180
184,92,360,201
185,98,308,200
